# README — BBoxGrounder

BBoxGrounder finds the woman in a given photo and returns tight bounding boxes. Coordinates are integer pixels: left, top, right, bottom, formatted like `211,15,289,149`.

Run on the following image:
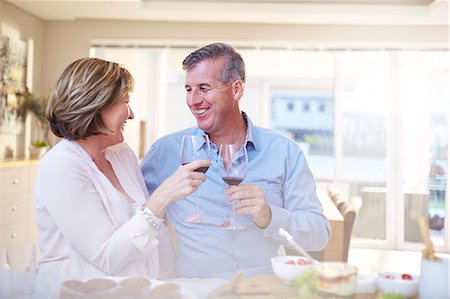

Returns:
34,58,210,280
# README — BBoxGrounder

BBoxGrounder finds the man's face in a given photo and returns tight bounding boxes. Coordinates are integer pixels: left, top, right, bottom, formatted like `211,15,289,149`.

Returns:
184,58,238,137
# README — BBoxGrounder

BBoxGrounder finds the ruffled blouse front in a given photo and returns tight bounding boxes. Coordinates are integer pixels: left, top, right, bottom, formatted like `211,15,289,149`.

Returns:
34,139,175,280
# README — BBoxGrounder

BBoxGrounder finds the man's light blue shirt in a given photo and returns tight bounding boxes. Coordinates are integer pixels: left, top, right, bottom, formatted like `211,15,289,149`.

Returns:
140,113,330,279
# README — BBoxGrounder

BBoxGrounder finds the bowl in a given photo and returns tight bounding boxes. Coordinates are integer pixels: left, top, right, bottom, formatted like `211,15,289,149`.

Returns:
376,272,419,298
271,255,315,284
357,273,376,294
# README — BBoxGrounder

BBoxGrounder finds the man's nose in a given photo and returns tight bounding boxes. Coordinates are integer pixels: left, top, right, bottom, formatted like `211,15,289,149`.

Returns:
187,90,202,106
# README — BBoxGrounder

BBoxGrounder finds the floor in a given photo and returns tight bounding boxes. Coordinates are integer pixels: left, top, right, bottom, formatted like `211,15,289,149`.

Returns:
347,248,423,275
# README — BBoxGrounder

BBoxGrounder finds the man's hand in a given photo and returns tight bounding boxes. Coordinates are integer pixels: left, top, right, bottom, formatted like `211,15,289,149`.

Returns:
225,184,272,229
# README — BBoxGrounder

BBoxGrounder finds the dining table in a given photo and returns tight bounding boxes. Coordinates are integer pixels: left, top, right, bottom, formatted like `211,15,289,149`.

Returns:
1,267,385,299
11,251,449,299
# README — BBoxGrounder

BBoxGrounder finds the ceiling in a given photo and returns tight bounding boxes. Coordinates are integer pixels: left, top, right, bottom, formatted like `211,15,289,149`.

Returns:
6,0,448,25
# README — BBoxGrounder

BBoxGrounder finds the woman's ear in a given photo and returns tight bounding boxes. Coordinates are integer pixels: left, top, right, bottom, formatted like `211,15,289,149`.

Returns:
232,80,244,101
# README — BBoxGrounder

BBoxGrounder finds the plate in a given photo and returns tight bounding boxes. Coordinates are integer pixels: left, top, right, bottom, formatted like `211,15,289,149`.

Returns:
59,277,198,299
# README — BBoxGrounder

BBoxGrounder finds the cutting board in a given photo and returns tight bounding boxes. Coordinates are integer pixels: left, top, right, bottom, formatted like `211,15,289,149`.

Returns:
207,274,297,299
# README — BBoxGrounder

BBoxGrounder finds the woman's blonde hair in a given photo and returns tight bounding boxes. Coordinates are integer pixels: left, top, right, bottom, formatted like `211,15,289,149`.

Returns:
46,57,134,140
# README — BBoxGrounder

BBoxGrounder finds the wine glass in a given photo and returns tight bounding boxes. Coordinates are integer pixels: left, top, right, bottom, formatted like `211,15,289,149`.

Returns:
180,134,211,223
218,143,248,230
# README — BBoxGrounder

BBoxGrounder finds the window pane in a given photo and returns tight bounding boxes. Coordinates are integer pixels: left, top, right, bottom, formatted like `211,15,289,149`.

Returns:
335,52,390,242
399,52,448,247
258,51,335,180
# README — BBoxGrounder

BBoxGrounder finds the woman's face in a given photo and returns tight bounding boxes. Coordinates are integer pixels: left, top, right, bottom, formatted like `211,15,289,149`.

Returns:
101,93,134,145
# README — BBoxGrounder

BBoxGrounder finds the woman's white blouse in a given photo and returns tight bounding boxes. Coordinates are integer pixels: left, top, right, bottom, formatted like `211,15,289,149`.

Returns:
34,139,175,280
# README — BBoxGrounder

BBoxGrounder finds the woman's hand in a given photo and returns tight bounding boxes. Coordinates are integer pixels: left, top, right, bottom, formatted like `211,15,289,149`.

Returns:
145,159,211,217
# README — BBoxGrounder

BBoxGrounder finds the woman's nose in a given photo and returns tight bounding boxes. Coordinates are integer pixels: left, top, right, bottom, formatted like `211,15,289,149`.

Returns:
127,105,134,119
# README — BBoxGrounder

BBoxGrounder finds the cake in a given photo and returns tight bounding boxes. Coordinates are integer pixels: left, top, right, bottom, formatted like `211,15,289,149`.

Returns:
315,262,357,297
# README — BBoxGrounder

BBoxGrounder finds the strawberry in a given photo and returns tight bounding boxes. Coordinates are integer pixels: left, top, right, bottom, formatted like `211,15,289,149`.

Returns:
286,260,296,265
297,259,312,265
401,274,413,280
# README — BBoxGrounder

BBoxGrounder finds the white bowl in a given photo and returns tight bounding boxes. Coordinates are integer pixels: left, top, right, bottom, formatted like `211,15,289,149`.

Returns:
357,273,376,294
271,255,315,284
376,272,419,298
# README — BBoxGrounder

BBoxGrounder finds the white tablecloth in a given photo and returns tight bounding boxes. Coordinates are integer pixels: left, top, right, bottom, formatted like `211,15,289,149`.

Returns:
165,277,230,298
0,268,229,299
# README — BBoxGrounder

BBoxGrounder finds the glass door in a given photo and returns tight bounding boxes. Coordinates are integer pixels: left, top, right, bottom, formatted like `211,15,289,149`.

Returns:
397,51,448,251
333,51,391,248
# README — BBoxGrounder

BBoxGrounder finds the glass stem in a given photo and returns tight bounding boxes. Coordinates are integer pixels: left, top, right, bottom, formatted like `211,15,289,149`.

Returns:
195,190,200,216
231,199,236,226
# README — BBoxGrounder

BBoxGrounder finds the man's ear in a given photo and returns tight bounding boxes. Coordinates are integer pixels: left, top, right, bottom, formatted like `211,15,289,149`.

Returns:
232,80,244,101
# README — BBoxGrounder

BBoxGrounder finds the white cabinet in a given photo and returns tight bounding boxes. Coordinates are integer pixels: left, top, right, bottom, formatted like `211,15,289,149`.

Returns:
0,160,39,245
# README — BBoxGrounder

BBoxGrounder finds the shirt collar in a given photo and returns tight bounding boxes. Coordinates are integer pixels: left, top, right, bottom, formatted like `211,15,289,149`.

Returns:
188,132,209,152
242,111,257,151
196,111,258,150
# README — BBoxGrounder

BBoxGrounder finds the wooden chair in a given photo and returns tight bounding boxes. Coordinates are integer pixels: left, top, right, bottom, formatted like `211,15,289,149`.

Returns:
1,242,37,272
338,202,356,262
328,189,346,211
285,246,324,262
286,189,353,262
328,188,356,262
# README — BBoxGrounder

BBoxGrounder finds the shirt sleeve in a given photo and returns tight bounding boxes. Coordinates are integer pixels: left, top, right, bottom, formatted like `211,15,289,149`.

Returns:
140,137,179,196
261,143,331,251
37,153,160,275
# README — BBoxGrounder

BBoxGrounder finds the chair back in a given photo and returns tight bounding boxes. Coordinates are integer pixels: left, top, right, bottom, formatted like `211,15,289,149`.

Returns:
328,189,356,262
286,189,355,263
328,189,346,211
339,202,356,262
1,242,36,272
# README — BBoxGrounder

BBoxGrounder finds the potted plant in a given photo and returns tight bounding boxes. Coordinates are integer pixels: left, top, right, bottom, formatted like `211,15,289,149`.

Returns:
29,140,48,159
18,89,50,158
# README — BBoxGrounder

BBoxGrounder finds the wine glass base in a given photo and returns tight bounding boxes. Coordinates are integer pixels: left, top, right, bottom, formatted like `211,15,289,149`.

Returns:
185,214,207,223
221,222,246,230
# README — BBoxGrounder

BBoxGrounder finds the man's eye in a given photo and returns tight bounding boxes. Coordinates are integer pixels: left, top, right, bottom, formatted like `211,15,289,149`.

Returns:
199,87,209,93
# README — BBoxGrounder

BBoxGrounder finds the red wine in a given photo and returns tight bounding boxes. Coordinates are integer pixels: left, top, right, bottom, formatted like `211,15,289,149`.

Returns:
182,163,209,173
195,166,209,173
222,176,243,185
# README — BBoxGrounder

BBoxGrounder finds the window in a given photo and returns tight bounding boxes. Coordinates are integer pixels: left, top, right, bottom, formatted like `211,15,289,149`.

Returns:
398,52,448,248
287,102,294,112
92,45,448,253
335,52,390,244
303,102,310,112
318,103,325,112
270,91,334,176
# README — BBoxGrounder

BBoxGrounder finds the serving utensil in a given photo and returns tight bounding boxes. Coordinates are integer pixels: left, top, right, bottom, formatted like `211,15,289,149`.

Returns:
279,228,318,264
418,217,438,261
229,271,243,295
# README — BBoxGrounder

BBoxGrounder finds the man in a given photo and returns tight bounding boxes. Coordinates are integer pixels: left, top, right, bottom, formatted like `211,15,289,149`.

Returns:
141,42,330,279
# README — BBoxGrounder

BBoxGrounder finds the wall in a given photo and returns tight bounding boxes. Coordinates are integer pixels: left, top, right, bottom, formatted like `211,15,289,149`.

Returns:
43,20,447,98
1,1,448,156
2,1,447,104
1,1,45,158
1,1,45,96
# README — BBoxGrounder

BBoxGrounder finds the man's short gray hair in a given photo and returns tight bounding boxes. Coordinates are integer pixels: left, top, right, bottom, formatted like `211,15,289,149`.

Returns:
182,42,246,84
